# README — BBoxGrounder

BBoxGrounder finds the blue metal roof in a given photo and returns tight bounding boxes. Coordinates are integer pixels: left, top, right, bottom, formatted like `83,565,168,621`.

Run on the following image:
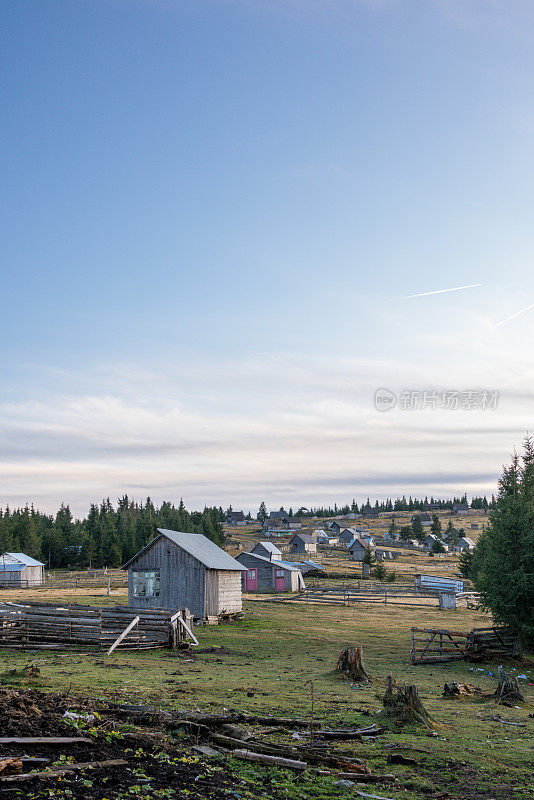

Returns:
0,563,24,572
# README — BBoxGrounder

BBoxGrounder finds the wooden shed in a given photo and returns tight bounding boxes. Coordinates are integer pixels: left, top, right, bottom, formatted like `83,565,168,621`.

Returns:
0,553,45,587
250,541,282,561
236,551,304,592
288,533,317,555
122,529,245,619
348,537,370,562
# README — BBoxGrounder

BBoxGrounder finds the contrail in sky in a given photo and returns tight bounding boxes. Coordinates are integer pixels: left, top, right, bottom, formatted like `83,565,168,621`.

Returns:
494,302,534,328
399,283,482,300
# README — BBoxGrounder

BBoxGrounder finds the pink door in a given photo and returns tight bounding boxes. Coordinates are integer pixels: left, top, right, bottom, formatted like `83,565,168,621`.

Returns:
244,568,257,591
274,568,286,591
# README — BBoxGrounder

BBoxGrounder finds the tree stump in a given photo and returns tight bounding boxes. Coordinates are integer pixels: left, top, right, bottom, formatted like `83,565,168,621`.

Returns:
495,666,524,705
443,682,482,698
382,675,432,727
336,646,372,683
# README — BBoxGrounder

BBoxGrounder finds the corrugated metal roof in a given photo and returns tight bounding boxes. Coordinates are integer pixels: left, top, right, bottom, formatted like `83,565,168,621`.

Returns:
237,552,298,572
122,529,245,571
253,542,282,556
1,553,45,567
291,533,314,544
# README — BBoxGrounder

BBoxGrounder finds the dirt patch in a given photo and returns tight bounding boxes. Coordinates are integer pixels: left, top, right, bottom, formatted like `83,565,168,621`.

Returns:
0,688,96,737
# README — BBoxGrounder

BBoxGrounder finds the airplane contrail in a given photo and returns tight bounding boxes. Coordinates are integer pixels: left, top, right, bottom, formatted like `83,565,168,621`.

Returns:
399,283,482,300
494,302,534,328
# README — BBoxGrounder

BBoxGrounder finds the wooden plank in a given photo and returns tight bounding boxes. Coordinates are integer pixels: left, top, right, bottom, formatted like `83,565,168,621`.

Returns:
106,616,140,656
0,738,92,745
176,612,199,645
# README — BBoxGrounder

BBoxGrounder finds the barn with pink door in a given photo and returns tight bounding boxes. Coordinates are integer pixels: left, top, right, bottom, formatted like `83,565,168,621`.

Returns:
236,543,305,592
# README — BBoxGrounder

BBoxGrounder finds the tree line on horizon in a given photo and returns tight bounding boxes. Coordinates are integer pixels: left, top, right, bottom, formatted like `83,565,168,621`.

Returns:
0,497,225,569
252,493,494,520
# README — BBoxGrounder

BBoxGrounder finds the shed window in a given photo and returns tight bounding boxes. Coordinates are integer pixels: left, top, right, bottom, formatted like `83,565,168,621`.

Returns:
132,570,160,597
275,569,285,579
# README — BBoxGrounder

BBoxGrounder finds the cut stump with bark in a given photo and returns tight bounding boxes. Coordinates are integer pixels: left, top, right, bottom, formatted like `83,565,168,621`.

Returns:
495,666,524,705
336,646,372,683
382,676,432,728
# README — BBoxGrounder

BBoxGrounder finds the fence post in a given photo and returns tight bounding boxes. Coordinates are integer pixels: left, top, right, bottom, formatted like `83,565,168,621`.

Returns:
75,577,78,588
107,578,111,596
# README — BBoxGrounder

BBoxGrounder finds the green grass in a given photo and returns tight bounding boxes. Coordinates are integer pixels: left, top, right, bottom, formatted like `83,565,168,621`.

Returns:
0,597,532,800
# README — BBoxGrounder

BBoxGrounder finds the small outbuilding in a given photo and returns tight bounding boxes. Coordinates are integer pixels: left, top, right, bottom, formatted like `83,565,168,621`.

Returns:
236,551,304,592
348,538,370,561
452,503,470,515
0,553,45,587
122,529,245,619
250,541,283,560
226,511,246,526
411,513,432,527
457,536,475,551
288,533,317,555
338,527,356,545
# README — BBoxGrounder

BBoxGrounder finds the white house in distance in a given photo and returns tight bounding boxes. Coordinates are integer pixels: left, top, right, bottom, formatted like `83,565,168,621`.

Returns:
0,553,45,587
457,536,475,552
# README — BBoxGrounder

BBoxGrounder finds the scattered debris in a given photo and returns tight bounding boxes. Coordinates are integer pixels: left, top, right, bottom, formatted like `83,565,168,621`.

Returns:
0,665,41,685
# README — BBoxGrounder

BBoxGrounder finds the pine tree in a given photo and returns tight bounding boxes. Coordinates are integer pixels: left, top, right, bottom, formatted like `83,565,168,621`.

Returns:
257,502,267,523
411,515,424,542
471,440,534,644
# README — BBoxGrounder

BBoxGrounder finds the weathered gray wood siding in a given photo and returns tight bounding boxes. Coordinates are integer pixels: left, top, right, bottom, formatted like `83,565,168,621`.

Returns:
290,540,317,554
348,543,366,561
23,565,44,586
236,553,296,592
127,538,206,618
237,553,275,591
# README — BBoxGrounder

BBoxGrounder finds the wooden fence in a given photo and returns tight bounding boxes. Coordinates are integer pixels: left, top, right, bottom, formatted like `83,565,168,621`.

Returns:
0,601,196,651
267,586,444,607
410,626,520,664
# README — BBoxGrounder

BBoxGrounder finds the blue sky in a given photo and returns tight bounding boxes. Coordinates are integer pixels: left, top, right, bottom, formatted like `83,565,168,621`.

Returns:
2,0,534,515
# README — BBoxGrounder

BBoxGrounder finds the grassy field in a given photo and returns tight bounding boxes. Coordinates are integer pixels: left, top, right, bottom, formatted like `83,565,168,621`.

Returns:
0,586,532,800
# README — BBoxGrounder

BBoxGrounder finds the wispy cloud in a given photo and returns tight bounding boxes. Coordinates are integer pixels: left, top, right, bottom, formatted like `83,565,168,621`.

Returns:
0,352,531,514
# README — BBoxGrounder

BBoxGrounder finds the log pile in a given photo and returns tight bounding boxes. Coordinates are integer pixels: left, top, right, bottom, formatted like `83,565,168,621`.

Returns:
0,601,191,651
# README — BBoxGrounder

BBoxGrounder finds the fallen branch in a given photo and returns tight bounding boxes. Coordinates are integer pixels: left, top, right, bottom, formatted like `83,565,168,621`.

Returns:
231,749,307,771
0,737,92,746
0,759,128,783
209,733,369,772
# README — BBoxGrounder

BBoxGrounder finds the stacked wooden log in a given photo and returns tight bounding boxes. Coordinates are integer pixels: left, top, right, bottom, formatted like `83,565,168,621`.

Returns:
0,601,186,651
